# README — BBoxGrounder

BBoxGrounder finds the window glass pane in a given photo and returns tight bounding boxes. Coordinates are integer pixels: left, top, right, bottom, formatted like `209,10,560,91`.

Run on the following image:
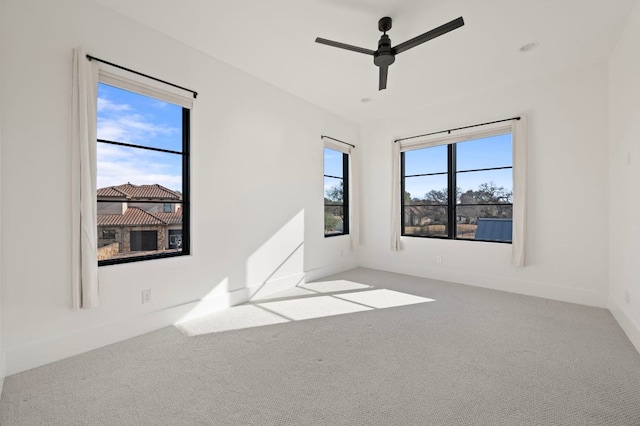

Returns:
97,144,182,191
403,206,448,237
324,176,344,205
404,175,448,205
97,80,187,264
324,146,348,237
457,169,512,205
404,145,447,176
97,83,183,152
456,133,512,171
324,148,343,178
324,206,344,236
97,217,183,261
456,205,513,242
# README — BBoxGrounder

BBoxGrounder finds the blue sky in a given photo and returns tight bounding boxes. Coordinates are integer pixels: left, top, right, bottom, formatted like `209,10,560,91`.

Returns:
404,133,512,200
324,148,344,198
97,83,183,191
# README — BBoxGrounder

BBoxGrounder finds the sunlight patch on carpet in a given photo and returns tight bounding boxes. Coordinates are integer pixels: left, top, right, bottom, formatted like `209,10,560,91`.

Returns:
334,289,435,309
175,280,436,337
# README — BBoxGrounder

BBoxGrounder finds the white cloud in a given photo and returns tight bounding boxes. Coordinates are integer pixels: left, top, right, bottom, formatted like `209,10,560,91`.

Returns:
97,143,181,191
96,96,178,144
97,97,131,113
96,94,182,191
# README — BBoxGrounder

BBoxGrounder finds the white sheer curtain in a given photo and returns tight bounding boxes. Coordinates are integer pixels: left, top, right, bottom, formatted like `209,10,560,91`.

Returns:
349,145,360,250
323,138,359,249
391,117,527,266
511,116,527,267
71,47,99,309
390,141,401,251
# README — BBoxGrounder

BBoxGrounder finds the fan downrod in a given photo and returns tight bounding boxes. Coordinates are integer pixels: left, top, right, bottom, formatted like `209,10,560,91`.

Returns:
378,17,392,33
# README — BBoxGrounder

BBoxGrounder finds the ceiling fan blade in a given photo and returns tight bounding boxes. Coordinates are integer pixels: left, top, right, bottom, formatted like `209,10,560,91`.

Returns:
379,66,388,90
393,17,464,55
315,37,375,55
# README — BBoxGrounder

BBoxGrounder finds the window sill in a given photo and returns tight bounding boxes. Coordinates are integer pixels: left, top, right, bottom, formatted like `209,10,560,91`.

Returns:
98,250,189,266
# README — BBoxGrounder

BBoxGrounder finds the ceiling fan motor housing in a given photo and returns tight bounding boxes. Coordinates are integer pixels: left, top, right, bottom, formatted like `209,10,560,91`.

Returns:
374,35,395,67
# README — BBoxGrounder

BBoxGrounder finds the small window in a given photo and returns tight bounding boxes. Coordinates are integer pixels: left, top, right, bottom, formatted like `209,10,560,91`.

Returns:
101,229,116,240
96,81,190,265
324,147,349,237
402,133,513,242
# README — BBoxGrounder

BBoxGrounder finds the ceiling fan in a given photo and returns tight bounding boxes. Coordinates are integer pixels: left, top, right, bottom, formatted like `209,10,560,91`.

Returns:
315,16,464,91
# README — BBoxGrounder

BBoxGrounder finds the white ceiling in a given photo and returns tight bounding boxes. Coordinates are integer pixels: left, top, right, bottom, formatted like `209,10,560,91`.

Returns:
92,0,637,124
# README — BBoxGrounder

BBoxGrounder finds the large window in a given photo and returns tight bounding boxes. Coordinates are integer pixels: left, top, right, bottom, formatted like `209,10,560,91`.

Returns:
402,132,512,242
96,81,190,265
324,147,349,237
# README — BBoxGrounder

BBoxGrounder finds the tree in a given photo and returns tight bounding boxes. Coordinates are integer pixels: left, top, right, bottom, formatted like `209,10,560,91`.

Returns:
325,182,343,204
325,181,344,233
459,181,512,223
406,182,512,230
324,212,340,233
425,188,448,205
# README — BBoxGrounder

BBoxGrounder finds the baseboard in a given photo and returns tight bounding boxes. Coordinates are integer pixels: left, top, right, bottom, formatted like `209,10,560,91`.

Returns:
304,261,358,283
249,273,305,301
608,296,640,354
5,274,305,376
359,262,607,308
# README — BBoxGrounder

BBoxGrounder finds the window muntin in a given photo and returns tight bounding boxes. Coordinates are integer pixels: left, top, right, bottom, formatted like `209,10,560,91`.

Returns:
401,133,512,243
324,147,349,237
97,82,190,265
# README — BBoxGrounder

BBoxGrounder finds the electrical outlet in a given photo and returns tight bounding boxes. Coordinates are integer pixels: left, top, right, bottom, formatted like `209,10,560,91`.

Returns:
142,289,152,304
436,256,442,264
624,290,631,305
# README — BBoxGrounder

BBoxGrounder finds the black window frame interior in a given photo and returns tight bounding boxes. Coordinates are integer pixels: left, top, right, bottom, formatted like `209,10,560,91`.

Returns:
97,83,190,266
324,149,350,238
401,133,513,243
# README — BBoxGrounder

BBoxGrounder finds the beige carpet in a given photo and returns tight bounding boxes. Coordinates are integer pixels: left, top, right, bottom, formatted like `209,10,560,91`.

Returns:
2,268,640,425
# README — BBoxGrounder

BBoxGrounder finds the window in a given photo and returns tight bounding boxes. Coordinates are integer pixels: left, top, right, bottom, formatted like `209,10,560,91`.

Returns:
401,132,513,243
101,229,116,240
96,81,190,265
324,147,349,237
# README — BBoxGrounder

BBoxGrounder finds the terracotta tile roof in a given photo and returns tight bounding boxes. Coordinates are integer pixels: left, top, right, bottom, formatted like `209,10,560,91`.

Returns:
97,183,182,200
154,211,183,225
98,207,166,226
98,207,183,227
97,186,128,197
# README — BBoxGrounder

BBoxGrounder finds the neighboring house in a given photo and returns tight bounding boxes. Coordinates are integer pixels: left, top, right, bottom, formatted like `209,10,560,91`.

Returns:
97,183,183,260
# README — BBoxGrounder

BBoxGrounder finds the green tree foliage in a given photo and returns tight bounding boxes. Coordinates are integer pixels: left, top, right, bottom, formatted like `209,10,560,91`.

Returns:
325,182,344,233
324,211,340,233
325,182,343,203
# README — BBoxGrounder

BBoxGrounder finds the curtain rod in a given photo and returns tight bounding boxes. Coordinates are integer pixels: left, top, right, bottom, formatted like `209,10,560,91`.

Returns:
394,116,520,143
86,54,198,99
321,135,355,148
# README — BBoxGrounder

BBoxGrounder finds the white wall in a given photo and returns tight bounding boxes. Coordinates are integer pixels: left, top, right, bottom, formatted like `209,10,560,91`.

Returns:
608,1,640,352
0,0,358,375
359,62,610,307
0,0,5,395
